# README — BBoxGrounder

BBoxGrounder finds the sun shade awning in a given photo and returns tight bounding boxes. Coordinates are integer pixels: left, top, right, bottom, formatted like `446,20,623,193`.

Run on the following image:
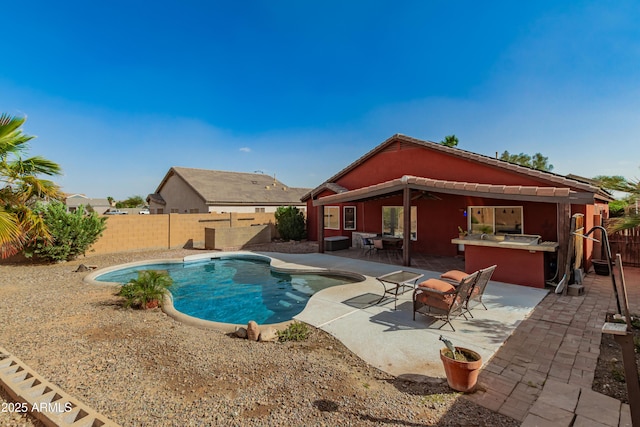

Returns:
312,175,596,206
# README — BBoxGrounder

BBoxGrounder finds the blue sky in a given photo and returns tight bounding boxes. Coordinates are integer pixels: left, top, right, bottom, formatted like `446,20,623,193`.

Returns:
2,1,639,200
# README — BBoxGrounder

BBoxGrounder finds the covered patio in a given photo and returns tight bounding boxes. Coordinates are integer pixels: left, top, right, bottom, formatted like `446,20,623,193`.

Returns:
304,134,612,289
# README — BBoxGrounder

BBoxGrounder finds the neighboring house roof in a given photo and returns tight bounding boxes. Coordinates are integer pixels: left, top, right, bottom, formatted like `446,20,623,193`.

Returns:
65,196,111,208
303,134,613,203
153,167,310,206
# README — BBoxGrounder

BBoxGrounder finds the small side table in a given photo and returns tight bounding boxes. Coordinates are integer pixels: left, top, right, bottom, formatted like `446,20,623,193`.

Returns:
376,270,424,310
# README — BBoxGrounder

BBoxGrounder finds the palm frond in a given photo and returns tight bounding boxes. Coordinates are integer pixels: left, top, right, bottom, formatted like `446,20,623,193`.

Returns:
0,210,26,258
0,114,34,158
7,156,63,177
607,214,640,234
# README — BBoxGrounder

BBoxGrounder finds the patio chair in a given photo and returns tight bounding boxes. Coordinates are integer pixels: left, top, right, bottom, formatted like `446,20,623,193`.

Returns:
412,270,479,331
361,236,375,255
440,265,497,316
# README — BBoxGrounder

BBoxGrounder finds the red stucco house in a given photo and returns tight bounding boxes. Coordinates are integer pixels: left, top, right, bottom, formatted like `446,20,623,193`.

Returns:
302,134,612,288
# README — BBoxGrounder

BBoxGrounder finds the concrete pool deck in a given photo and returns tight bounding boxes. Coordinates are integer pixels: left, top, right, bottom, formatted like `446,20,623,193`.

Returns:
259,251,548,380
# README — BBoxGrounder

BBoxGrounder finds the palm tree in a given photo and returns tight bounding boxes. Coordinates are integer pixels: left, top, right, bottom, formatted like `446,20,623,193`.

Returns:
593,175,640,233
440,135,459,148
0,113,63,258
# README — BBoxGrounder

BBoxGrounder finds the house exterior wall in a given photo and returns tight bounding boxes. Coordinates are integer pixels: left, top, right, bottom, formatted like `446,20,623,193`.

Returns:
151,175,208,214
208,205,306,214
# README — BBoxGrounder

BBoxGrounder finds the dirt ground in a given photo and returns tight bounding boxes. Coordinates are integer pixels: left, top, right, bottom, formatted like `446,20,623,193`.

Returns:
592,314,640,404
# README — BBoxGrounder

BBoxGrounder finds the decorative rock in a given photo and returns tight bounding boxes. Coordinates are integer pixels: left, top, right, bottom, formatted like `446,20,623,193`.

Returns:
235,327,247,339
259,327,279,342
247,321,260,341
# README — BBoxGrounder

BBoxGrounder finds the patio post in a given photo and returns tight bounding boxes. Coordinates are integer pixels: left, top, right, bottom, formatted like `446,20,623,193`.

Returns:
403,186,411,266
317,204,324,254
557,202,570,285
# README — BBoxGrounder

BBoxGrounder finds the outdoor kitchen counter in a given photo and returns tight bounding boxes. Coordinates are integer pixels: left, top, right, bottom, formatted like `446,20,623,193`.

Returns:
451,237,558,288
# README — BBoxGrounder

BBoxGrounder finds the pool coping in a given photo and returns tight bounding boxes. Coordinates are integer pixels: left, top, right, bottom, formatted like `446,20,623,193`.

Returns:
84,251,367,334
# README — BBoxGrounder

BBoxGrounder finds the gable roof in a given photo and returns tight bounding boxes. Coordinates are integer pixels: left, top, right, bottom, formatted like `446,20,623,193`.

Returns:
65,196,111,208
154,167,309,206
312,175,595,206
303,134,612,202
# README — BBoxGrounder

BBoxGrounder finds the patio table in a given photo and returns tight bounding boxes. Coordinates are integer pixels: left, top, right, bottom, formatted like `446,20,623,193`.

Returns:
375,270,424,310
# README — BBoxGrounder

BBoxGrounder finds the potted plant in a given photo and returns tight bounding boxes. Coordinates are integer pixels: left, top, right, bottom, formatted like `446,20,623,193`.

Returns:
457,226,468,239
117,270,173,309
439,336,482,392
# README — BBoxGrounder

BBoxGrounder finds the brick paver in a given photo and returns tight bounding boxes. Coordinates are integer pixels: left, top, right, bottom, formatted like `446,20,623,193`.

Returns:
331,248,639,426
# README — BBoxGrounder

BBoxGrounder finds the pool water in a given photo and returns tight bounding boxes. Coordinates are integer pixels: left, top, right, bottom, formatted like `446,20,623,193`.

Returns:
95,257,359,324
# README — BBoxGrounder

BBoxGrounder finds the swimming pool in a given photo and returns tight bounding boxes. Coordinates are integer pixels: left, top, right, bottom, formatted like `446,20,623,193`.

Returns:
94,255,361,325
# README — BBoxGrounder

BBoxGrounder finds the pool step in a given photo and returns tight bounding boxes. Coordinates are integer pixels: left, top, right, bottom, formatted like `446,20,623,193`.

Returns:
0,346,120,427
284,292,306,303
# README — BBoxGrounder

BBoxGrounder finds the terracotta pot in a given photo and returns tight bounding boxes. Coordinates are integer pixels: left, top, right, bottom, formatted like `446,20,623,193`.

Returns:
440,347,482,392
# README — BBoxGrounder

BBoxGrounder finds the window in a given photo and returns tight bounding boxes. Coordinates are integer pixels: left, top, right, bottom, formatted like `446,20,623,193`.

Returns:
189,208,199,213
255,207,265,213
382,206,417,240
468,206,523,234
343,206,356,230
170,208,179,213
324,206,340,229
156,208,163,214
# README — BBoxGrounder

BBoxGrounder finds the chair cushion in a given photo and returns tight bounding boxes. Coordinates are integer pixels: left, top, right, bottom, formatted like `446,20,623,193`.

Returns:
417,278,455,293
415,279,455,309
440,270,468,282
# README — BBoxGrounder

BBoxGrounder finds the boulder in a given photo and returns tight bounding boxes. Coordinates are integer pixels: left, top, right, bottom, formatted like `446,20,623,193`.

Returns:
234,327,247,339
247,321,260,341
259,327,279,342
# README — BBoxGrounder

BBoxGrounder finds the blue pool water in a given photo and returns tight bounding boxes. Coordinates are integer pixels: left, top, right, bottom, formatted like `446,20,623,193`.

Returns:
95,257,359,324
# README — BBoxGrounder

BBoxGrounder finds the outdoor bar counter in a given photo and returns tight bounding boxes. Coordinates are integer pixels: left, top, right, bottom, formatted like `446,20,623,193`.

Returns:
451,234,558,288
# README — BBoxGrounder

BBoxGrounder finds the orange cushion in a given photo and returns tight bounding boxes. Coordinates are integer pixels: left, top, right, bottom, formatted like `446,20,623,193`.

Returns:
417,278,455,293
415,279,455,309
440,270,468,282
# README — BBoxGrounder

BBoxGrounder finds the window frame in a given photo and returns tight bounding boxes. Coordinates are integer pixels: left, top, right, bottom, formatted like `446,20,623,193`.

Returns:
382,206,417,240
467,206,523,235
324,206,340,230
343,206,356,230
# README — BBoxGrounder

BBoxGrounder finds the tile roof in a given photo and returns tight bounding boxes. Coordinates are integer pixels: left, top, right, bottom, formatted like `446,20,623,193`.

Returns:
303,134,612,202
312,175,596,206
158,167,310,206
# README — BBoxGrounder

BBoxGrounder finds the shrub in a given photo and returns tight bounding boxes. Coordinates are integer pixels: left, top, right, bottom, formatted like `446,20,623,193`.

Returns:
277,321,310,342
24,202,107,262
118,270,173,309
274,206,306,241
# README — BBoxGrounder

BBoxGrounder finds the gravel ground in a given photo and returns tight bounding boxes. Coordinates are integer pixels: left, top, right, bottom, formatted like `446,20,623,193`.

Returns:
0,247,518,426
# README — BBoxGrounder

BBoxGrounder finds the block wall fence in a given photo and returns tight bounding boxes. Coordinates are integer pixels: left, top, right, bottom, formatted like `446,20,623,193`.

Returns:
89,212,277,255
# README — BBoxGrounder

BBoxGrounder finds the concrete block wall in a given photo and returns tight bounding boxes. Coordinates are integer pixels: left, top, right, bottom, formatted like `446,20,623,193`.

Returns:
206,224,273,250
88,212,276,255
90,215,169,254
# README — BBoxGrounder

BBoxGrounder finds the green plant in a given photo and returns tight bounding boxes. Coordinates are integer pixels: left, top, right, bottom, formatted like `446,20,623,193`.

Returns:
0,113,64,258
24,202,106,262
117,270,173,309
274,206,306,241
457,226,467,236
277,321,310,342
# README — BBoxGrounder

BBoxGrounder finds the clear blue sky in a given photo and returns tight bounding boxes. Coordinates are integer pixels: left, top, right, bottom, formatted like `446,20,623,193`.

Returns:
2,1,639,200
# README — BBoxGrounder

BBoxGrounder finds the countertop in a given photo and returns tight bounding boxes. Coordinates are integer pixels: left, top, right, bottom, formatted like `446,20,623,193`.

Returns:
451,237,558,252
